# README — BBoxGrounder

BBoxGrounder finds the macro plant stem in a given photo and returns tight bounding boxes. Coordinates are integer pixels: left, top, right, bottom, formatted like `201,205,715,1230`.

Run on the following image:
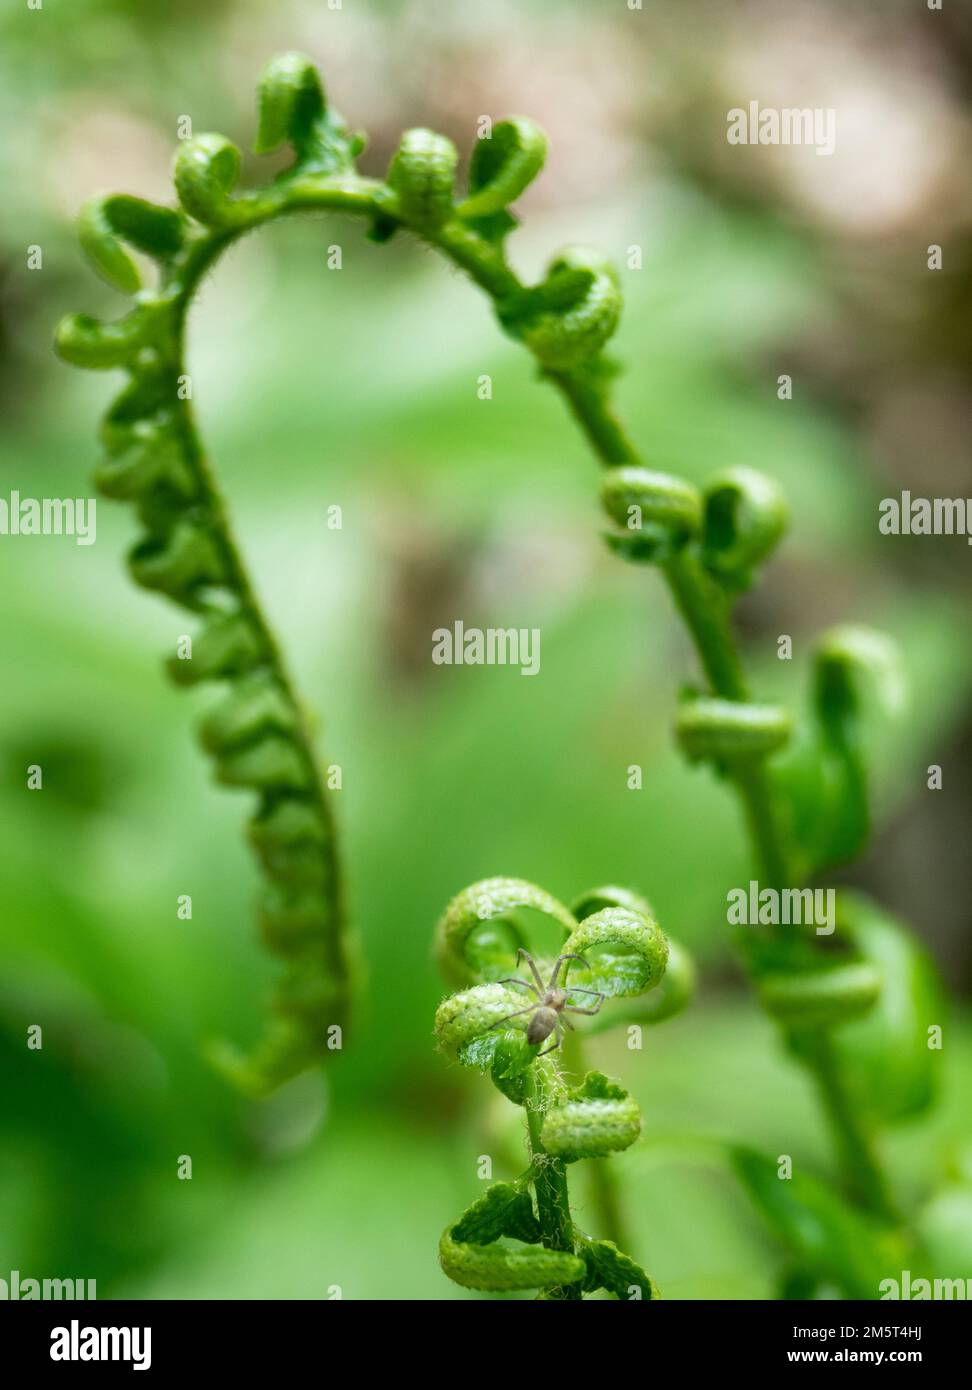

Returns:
548,371,643,466
532,373,897,1221
425,219,523,298
804,1033,897,1221
169,300,352,1023
663,544,895,1221
58,171,404,1088
55,54,637,1095
560,1025,631,1251
663,547,799,891
663,547,750,702
524,1069,581,1300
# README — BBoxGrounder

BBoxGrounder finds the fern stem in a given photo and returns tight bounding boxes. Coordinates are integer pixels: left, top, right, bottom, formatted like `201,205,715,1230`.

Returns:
548,370,642,466
169,304,352,1026
524,1069,582,1300
802,1034,897,1221
560,1026,631,1251
532,369,893,1217
666,551,893,1215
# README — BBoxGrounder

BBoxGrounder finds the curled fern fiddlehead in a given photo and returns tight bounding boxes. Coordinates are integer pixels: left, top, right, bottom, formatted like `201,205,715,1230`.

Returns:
675,697,792,764
253,49,329,159
57,54,645,1094
774,624,904,877
434,877,690,1299
572,887,698,1032
386,129,458,229
507,249,623,371
55,54,379,1095
601,466,702,562
699,465,787,591
457,117,548,222
439,1182,586,1293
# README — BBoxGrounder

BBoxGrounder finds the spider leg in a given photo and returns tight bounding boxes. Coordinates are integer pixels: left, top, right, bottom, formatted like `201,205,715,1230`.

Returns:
490,1006,537,1028
496,976,540,996
549,952,590,988
515,949,547,993
536,1023,563,1057
566,988,605,1015
560,1014,575,1031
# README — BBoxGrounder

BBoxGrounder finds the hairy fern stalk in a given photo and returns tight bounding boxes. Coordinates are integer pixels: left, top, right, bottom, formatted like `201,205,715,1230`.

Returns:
58,54,943,1297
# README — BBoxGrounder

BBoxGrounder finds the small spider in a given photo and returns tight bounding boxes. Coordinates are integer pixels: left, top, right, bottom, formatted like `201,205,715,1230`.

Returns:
491,949,605,1055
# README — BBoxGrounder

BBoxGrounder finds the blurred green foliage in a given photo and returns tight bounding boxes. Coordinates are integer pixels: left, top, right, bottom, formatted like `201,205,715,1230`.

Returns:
1,0,970,1298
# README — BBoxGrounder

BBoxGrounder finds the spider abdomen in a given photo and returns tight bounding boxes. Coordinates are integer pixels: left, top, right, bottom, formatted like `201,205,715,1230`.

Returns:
527,1007,558,1045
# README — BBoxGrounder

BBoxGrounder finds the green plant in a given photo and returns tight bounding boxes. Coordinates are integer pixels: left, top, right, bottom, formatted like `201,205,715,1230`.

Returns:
56,53,946,1295
434,879,693,1299
364,66,942,1294
597,470,944,1231
55,52,627,1096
